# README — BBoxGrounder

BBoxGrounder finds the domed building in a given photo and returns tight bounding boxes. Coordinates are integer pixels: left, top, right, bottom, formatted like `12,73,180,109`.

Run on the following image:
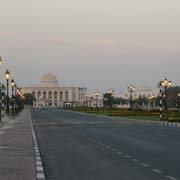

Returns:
22,73,88,107
41,73,58,87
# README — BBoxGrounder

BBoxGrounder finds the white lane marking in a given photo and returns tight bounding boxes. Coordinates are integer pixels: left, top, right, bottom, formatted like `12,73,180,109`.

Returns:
166,176,179,180
37,166,44,171
101,144,106,147
96,142,101,145
36,161,42,166
0,146,9,149
105,145,111,149
123,155,131,159
152,169,163,174
132,159,139,163
141,163,150,168
36,157,41,160
111,148,117,152
72,129,179,179
117,151,123,155
37,173,45,179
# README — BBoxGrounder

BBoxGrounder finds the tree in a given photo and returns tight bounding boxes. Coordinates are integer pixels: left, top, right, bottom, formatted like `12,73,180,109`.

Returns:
166,86,180,109
103,93,114,108
23,93,35,105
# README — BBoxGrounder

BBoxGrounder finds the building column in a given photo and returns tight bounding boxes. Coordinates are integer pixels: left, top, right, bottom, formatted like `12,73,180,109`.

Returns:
52,91,54,106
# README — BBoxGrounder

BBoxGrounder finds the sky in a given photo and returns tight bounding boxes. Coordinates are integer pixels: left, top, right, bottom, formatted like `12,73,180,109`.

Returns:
0,0,179,94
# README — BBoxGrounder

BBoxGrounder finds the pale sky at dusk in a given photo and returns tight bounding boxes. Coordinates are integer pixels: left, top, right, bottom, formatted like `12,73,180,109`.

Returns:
0,0,179,94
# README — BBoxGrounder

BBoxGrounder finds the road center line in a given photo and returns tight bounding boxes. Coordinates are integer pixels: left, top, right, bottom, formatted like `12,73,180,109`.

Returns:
152,169,163,174
71,129,177,180
132,159,139,163
166,176,179,180
141,163,150,168
123,155,131,158
117,151,123,155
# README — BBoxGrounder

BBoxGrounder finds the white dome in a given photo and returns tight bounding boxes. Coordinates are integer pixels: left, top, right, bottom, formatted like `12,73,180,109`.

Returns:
41,73,58,86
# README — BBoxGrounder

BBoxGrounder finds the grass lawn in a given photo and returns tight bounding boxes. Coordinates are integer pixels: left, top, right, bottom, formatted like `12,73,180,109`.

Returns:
85,112,160,121
66,108,180,122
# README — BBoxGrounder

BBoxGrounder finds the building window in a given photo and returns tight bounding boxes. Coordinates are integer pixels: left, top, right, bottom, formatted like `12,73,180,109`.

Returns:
37,91,41,99
60,91,63,99
32,91,35,98
43,91,46,99
48,91,52,99
54,91,57,99
65,91,69,101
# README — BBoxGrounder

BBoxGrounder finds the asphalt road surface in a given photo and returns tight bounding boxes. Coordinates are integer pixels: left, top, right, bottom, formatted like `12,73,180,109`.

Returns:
31,108,180,180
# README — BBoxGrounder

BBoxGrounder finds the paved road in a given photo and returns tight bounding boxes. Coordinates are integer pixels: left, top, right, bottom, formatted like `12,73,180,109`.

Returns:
31,108,180,180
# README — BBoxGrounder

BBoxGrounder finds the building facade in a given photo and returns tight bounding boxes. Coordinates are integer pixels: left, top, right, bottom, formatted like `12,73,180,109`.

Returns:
86,97,104,108
114,87,158,109
115,87,158,100
21,73,88,108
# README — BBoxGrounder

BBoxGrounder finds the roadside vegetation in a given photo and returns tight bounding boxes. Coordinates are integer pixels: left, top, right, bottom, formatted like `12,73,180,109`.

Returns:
65,107,180,122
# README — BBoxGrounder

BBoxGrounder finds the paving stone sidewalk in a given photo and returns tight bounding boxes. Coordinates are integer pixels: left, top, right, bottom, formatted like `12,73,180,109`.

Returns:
0,109,36,180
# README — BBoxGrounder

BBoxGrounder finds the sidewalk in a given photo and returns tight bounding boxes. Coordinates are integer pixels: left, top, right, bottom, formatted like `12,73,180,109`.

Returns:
0,109,36,180
0,115,10,128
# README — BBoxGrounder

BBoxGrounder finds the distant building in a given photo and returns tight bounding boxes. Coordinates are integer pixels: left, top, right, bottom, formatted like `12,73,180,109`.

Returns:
21,73,87,108
115,87,158,100
86,96,104,108
114,87,159,109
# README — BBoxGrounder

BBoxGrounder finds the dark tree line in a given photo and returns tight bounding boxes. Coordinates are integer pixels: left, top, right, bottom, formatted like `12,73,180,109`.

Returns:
103,87,180,110
166,86,180,109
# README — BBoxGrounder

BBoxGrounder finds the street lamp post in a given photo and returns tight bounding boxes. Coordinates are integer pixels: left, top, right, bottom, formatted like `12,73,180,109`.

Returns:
159,78,172,121
160,78,172,112
94,91,101,108
5,70,10,114
177,93,180,110
128,85,135,111
1,85,5,119
14,84,18,112
11,79,15,114
0,56,3,121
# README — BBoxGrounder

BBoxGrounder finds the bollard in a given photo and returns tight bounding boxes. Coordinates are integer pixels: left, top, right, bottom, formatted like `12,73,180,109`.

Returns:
159,86,163,121
2,91,5,119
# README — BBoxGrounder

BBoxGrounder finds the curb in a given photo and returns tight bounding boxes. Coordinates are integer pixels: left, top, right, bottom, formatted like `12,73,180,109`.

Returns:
160,121,180,128
113,117,160,124
29,111,46,180
116,117,180,128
